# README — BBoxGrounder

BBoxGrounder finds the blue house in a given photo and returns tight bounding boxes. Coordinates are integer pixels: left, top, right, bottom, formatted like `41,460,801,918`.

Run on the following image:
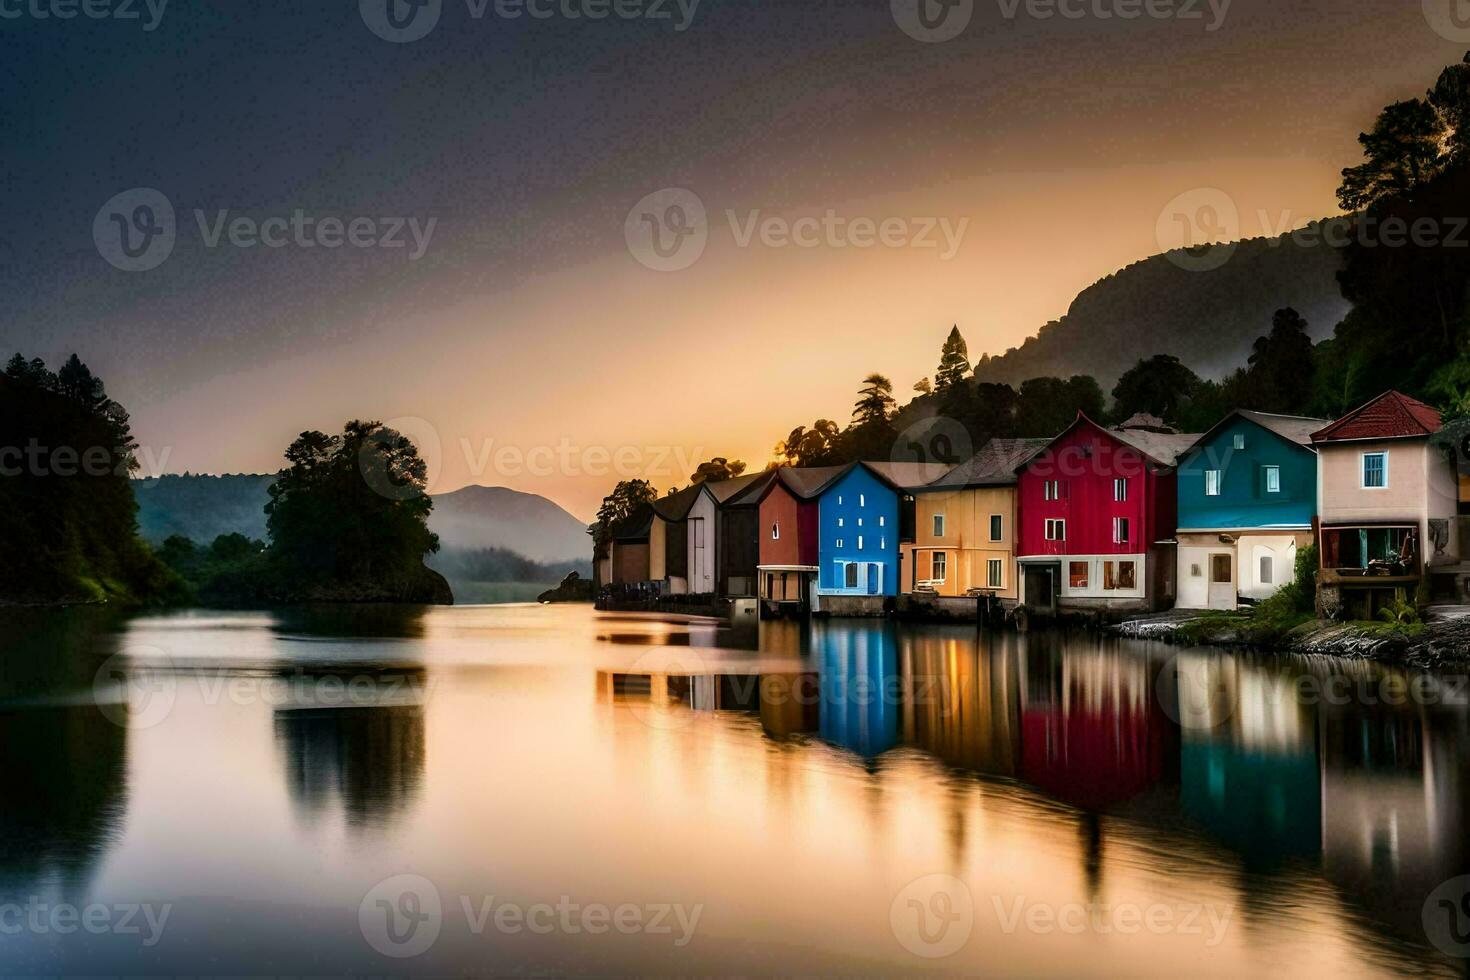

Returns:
1175,410,1325,609
811,461,944,607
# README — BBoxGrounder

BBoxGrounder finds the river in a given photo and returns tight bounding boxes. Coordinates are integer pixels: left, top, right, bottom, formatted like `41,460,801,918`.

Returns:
1,603,1466,976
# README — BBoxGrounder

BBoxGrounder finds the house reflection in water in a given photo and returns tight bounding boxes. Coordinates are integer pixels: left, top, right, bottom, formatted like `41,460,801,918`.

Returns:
900,627,1021,778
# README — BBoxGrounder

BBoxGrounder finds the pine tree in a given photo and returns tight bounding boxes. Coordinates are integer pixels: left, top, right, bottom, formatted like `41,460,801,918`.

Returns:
934,326,971,392
852,374,895,427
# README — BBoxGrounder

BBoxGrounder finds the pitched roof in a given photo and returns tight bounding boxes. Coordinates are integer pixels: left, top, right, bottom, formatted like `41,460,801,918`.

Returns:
1108,427,1201,468
775,465,850,499
1236,410,1330,447
861,460,955,491
923,438,1051,490
706,470,774,505
650,483,702,521
1311,391,1443,443
611,504,654,541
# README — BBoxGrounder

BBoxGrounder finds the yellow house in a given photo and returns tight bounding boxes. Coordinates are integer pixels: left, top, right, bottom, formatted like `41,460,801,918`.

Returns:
902,439,1050,602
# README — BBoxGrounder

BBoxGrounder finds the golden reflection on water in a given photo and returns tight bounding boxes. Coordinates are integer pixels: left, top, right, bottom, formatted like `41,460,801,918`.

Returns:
0,604,1467,977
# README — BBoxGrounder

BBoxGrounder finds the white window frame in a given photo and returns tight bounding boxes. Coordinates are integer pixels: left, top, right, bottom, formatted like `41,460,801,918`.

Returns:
1044,480,1061,501
771,522,780,540
859,494,866,507
1113,478,1128,502
1233,434,1245,450
879,516,886,527
1205,470,1222,496
1264,465,1281,494
989,514,1003,542
1045,518,1066,542
932,552,947,583
933,514,945,538
1361,451,1389,490
880,536,886,550
838,517,844,527
1113,516,1129,544
835,538,844,549
987,559,1003,589
857,535,864,550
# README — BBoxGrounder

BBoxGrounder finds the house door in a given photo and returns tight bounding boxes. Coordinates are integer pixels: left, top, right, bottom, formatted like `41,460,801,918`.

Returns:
1208,553,1234,610
1024,564,1057,611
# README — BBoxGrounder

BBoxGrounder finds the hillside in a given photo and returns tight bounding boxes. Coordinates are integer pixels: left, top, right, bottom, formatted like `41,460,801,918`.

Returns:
973,226,1349,389
133,476,589,563
428,485,589,563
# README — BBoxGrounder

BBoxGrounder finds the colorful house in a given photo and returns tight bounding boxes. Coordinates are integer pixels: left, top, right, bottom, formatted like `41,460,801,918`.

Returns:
1174,411,1325,609
903,438,1049,602
676,472,766,596
814,462,941,608
648,483,702,594
1311,391,1462,616
738,465,847,613
1015,415,1197,612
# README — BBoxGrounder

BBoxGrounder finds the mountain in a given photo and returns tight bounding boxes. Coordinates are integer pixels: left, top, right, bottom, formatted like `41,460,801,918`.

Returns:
973,226,1349,390
428,485,589,563
133,478,590,562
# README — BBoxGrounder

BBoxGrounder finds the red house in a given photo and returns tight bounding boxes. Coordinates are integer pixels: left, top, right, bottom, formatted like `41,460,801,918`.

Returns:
738,465,846,613
1015,415,1197,612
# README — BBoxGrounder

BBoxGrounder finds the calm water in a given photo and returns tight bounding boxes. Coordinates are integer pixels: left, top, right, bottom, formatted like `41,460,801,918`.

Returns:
2,603,1468,976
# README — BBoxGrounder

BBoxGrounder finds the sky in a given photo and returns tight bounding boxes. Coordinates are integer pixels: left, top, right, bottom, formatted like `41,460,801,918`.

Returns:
2,0,1467,520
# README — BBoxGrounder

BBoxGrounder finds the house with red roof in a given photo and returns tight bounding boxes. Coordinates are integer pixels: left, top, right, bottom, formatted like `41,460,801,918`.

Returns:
1311,391,1462,617
1015,414,1198,612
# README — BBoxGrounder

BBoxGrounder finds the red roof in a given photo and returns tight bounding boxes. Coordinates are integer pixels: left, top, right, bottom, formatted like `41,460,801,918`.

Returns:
1310,391,1443,443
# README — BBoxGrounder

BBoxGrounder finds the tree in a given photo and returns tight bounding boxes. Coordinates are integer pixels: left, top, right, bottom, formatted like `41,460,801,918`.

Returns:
1429,54,1470,161
265,420,443,599
588,479,657,552
1110,356,1204,426
1338,98,1447,211
913,377,933,396
1239,308,1316,415
934,326,971,392
852,373,895,427
689,457,746,484
776,420,841,467
1015,376,1104,437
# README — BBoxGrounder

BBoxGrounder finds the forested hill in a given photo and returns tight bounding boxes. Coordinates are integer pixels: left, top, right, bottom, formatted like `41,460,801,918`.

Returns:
134,474,273,543
973,227,1349,389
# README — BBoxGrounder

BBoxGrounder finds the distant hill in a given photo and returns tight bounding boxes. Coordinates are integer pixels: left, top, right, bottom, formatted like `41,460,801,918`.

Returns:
133,476,589,563
428,485,589,563
134,474,273,544
973,227,1349,390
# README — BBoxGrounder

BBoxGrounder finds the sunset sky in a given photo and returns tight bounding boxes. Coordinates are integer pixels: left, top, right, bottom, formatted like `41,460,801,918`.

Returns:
3,0,1466,519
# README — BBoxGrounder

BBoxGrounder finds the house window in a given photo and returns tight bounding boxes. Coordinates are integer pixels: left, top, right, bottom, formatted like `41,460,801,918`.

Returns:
1114,478,1128,502
1044,480,1063,501
1362,452,1388,489
1113,517,1130,544
1233,434,1245,450
844,563,858,589
1190,563,1202,577
879,516,886,527
933,514,946,538
859,494,866,507
987,559,1003,588
880,536,887,550
837,496,843,505
1045,519,1066,541
1104,560,1137,591
989,515,1003,541
1205,470,1222,496
858,535,864,550
932,552,947,582
772,522,780,540
1260,556,1273,584
1264,466,1281,494
835,538,844,549
858,518,864,527
1069,561,1089,589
